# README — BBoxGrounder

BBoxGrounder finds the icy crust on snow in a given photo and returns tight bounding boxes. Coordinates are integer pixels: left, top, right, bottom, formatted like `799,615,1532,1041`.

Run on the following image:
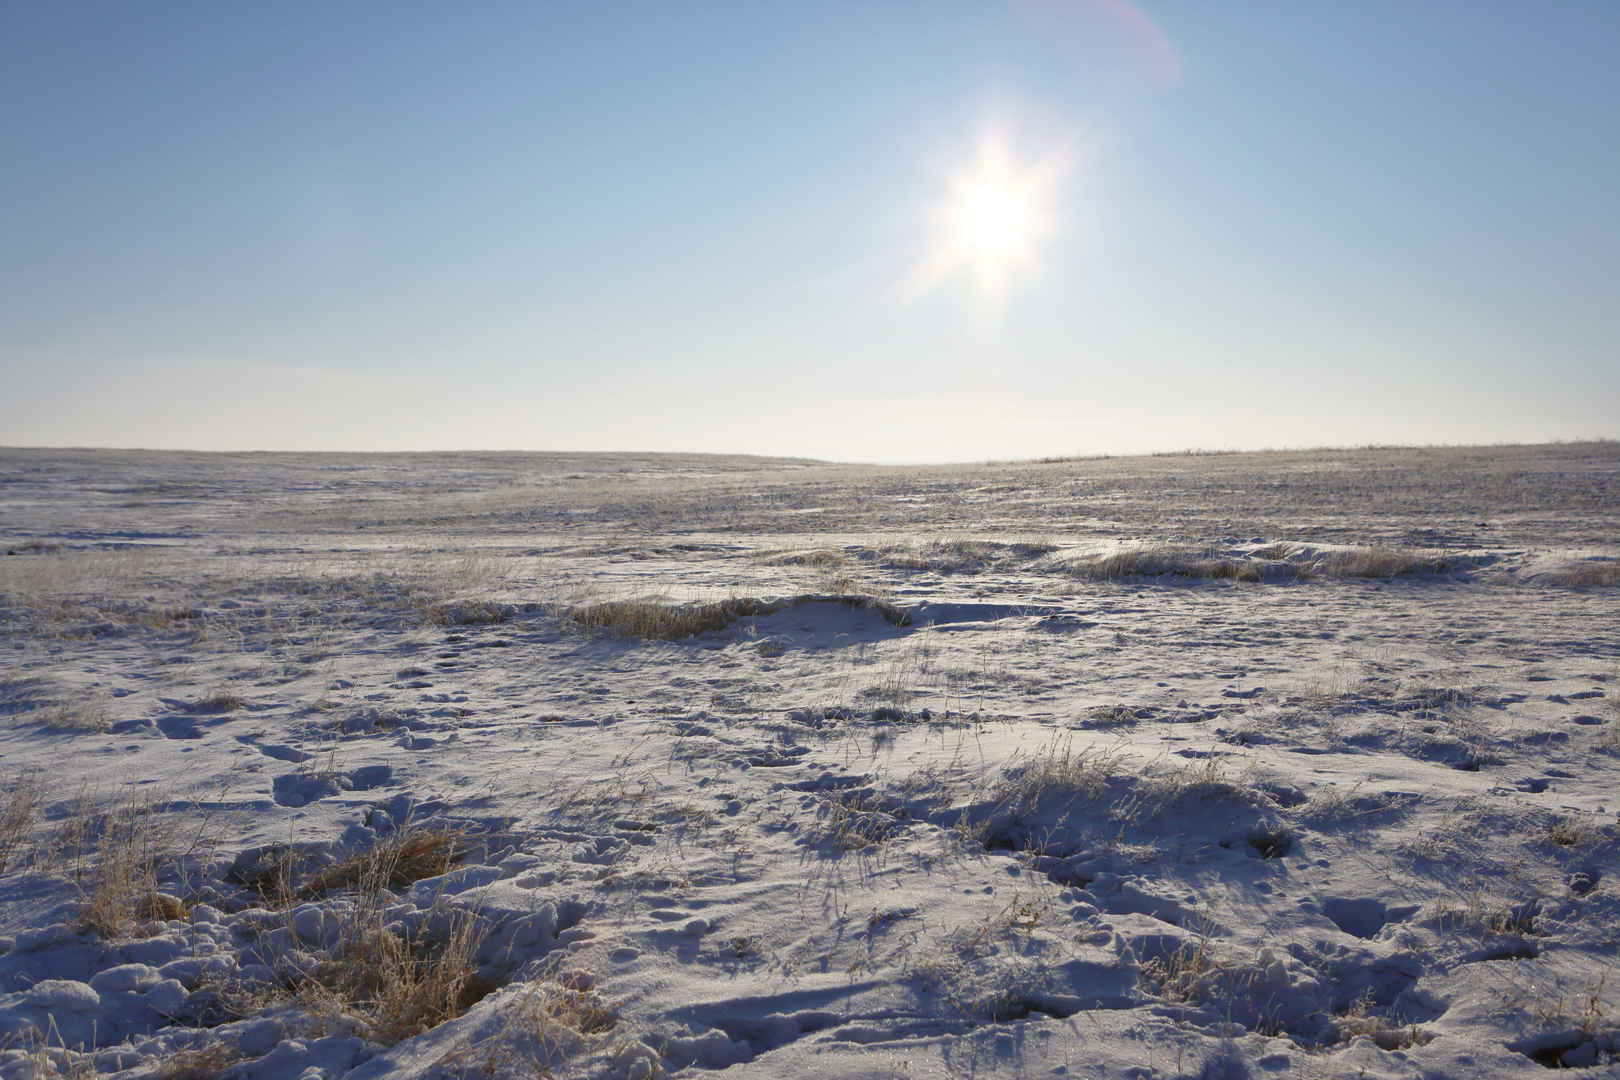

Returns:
1,444,1618,1078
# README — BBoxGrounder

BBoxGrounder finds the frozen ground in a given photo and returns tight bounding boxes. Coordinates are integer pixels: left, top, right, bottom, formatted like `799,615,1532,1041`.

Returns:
1,443,1617,1078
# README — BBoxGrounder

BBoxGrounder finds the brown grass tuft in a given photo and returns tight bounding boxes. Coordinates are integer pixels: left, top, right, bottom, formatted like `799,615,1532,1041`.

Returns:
72,791,183,939
1139,930,1218,1003
160,1042,242,1079
570,598,752,639
569,593,909,640
1067,544,1454,584
194,689,243,712
227,826,491,1043
1564,561,1620,587
31,697,110,733
1546,817,1587,847
1,770,45,876
1314,547,1450,579
300,826,466,899
992,737,1124,811
1068,547,1258,583
293,909,490,1045
512,977,618,1037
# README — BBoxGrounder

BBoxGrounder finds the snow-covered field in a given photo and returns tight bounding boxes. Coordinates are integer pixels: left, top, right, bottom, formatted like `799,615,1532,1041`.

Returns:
2,443,1617,1079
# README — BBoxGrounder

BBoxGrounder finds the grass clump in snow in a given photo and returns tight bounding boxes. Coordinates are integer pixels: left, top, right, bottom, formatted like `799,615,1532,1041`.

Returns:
193,688,243,712
27,694,110,733
60,789,194,938
762,547,851,569
441,970,622,1077
293,906,490,1046
1114,754,1263,822
219,894,495,1047
569,597,759,639
1334,989,1435,1050
232,826,493,1045
1138,927,1220,1003
1311,546,1452,579
992,738,1123,810
569,593,909,640
807,788,909,853
0,769,45,876
234,823,470,906
160,1042,243,1079
0,782,207,930
507,975,618,1039
1562,560,1620,587
1546,816,1589,847
1069,546,1260,583
300,825,467,900
1423,893,1542,938
1066,543,1457,584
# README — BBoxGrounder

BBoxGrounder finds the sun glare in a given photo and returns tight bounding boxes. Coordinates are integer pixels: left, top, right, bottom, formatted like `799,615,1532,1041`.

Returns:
957,182,1029,261
903,128,1068,308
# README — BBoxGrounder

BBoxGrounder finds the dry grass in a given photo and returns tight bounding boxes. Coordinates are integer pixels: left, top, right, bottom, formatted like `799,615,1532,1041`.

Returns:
1142,755,1255,805
1334,990,1434,1050
570,597,755,639
1087,704,1146,727
300,826,466,899
0,546,524,640
1546,817,1589,847
762,547,849,569
443,973,621,1077
292,907,489,1045
314,552,518,625
9,784,230,937
510,978,618,1037
72,791,186,938
5,539,64,555
569,593,909,640
229,825,490,1044
1069,547,1259,583
160,1042,243,1079
0,548,193,638
29,696,110,733
1298,781,1402,824
992,737,1124,811
1066,543,1455,584
1,769,45,876
1563,561,1620,587
1312,547,1451,579
1532,974,1612,1043
1140,934,1218,1003
6,1032,97,1080
193,689,243,712
234,824,468,906
809,789,908,852
422,599,511,627
1425,891,1542,937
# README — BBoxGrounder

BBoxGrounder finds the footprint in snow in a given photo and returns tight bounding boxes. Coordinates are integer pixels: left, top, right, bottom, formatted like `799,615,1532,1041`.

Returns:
271,764,395,807
234,734,311,763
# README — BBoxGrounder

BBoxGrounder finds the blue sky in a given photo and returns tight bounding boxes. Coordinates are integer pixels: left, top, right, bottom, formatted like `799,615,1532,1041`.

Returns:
4,2,1616,461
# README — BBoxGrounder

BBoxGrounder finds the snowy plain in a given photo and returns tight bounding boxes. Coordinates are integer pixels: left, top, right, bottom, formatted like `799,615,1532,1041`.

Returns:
1,443,1617,1079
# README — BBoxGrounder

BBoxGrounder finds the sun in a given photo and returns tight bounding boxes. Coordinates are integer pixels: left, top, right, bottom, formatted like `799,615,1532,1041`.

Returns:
956,180,1030,262
903,128,1067,307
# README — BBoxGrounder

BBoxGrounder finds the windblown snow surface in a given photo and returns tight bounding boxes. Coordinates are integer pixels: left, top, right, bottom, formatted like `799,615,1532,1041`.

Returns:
1,443,1618,1078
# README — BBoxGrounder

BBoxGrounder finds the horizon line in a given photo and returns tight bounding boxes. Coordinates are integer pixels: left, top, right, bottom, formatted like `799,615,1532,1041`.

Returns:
2,437,1616,470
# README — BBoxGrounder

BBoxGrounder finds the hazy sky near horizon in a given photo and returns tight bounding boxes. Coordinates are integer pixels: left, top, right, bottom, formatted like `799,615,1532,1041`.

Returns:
4,2,1617,463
